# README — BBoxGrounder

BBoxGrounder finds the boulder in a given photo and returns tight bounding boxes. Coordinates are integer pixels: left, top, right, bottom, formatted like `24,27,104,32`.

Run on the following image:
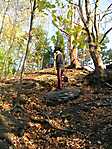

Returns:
44,87,80,106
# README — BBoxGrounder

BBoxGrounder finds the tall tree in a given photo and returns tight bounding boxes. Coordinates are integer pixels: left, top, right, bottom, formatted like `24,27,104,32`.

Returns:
20,0,36,80
51,0,87,68
20,0,55,79
67,0,112,75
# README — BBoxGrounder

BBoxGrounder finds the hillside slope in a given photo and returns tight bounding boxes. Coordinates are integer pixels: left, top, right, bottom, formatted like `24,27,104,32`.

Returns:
0,68,112,149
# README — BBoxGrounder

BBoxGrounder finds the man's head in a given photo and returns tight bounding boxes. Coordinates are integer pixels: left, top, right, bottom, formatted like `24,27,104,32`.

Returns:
54,46,62,53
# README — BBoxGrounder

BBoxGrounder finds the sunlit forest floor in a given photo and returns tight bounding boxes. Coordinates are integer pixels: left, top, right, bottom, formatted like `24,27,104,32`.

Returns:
0,68,112,149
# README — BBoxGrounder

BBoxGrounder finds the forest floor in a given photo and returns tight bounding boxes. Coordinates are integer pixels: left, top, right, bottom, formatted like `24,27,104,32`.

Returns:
0,68,112,149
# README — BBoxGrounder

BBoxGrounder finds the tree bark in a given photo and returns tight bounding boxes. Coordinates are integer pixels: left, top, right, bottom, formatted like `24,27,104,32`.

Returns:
69,34,80,68
70,47,80,68
89,44,105,76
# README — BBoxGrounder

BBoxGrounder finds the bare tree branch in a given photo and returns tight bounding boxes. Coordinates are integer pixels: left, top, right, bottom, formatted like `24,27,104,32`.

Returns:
100,3,112,21
66,0,79,7
78,0,91,42
100,11,112,21
91,26,95,42
55,24,70,37
85,0,90,24
100,27,112,44
106,3,112,10
93,0,99,41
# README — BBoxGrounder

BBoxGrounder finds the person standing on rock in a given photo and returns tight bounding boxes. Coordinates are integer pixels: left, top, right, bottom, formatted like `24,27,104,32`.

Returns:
55,47,64,90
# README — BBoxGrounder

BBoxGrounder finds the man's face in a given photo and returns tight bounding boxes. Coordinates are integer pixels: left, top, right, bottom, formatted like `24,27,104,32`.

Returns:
56,51,58,54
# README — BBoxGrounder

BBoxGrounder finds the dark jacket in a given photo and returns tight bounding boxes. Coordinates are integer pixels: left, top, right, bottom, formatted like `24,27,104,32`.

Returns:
56,52,63,68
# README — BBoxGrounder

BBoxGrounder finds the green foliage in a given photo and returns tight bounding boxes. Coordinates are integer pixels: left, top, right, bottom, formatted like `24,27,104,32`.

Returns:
0,0,56,77
51,35,57,44
51,1,87,50
100,36,109,50
42,48,51,67
32,26,49,50
67,8,73,19
31,26,50,67
51,31,65,52
100,36,111,64
102,48,112,64
35,0,55,12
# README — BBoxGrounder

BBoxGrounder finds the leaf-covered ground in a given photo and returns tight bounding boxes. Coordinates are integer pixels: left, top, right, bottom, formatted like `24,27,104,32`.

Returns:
0,68,112,149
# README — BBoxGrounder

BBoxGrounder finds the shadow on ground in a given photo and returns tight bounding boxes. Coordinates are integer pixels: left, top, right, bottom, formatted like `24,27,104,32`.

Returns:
0,77,112,148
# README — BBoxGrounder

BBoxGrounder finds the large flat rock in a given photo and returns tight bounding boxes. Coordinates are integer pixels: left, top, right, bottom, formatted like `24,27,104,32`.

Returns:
44,87,80,106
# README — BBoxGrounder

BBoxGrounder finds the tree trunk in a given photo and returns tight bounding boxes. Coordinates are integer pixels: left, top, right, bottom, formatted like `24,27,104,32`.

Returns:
69,35,80,68
20,0,36,80
70,47,81,68
68,4,80,68
89,44,105,76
